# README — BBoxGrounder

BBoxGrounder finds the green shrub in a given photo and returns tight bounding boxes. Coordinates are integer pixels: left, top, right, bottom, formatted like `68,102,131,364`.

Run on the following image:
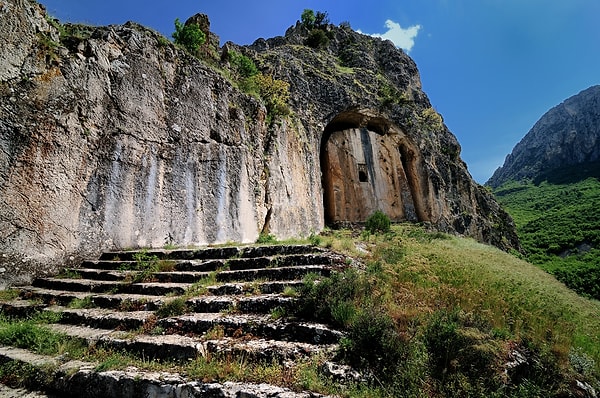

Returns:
229,51,258,79
256,232,277,244
365,210,391,234
340,307,406,380
296,268,368,328
252,74,290,120
305,29,329,49
172,18,206,54
300,9,316,30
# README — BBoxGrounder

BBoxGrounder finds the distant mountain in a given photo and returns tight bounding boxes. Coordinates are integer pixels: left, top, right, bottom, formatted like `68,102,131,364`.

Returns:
490,85,600,300
487,85,600,187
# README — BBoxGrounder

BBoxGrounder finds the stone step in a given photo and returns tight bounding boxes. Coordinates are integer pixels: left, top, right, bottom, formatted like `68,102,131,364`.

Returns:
20,287,299,315
157,313,343,345
81,258,225,272
72,268,212,283
0,346,330,398
45,306,156,330
46,324,335,363
99,244,321,262
187,294,298,314
43,306,342,345
42,265,328,289
20,288,165,310
215,265,332,283
81,253,332,275
206,280,305,296
32,278,190,296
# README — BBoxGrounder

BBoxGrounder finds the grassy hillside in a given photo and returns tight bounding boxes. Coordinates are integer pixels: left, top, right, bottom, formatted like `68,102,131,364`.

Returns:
1,225,599,397
310,225,600,396
493,173,600,300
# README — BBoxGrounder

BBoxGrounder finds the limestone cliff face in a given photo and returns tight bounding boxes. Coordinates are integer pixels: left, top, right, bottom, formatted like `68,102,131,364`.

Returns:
0,0,518,286
488,85,600,187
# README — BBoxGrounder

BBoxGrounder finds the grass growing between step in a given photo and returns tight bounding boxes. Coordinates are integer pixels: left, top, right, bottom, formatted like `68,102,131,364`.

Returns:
0,313,87,358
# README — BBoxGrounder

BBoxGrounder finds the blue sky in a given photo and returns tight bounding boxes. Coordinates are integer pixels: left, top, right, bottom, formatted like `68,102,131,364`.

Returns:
39,0,600,183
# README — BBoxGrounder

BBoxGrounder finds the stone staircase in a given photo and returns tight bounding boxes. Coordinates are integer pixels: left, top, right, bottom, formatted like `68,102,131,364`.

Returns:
0,244,350,397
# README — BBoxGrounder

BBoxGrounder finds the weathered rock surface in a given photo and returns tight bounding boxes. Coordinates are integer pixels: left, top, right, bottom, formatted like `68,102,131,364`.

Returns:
0,0,518,285
488,85,600,187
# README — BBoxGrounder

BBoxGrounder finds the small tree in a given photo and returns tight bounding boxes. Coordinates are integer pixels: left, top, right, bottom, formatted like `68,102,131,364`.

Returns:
172,18,206,54
229,51,258,79
253,74,290,119
300,9,316,30
365,210,391,234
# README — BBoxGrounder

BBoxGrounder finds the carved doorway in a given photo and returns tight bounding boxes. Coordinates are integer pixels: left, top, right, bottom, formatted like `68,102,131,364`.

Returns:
321,112,429,225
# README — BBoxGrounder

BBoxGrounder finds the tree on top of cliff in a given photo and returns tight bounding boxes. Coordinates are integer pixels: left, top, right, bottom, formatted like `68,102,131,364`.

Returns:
300,9,332,49
172,18,205,54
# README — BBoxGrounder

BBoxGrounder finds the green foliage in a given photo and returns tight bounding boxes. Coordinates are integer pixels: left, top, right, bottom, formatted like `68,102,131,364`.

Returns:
0,360,54,390
252,74,291,120
57,268,81,279
418,107,444,132
68,296,95,309
339,308,408,381
229,51,258,79
300,9,316,30
118,250,162,283
155,297,188,319
0,289,20,302
364,210,391,234
423,309,502,394
0,316,86,358
494,177,600,300
172,18,206,54
256,232,277,244
300,9,331,49
297,268,368,328
314,11,330,27
305,29,329,49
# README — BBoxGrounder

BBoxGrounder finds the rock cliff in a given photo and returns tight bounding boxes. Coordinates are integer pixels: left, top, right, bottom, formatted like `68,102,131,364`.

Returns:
0,0,519,286
488,85,600,187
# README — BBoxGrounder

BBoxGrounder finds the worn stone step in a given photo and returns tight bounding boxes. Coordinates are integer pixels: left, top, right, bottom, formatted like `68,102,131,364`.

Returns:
0,298,47,318
20,288,165,310
47,324,334,363
43,307,342,345
81,258,225,272
187,294,297,314
157,313,343,345
215,265,331,283
222,253,333,271
72,268,212,284
83,253,331,274
0,346,330,398
207,281,305,296
45,306,156,330
32,278,189,296
51,265,328,288
99,245,320,262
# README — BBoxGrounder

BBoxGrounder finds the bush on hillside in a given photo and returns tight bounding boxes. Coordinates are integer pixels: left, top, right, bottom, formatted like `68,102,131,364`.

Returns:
365,210,391,234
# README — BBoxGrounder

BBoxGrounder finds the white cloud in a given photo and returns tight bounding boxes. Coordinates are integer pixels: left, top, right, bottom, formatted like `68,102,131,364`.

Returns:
359,20,422,53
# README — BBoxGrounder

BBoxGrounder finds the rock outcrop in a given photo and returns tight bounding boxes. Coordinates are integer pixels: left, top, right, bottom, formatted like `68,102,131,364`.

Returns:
488,85,600,187
0,0,518,286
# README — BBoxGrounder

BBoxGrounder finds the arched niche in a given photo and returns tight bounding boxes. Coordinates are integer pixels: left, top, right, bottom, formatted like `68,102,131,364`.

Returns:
320,109,430,225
